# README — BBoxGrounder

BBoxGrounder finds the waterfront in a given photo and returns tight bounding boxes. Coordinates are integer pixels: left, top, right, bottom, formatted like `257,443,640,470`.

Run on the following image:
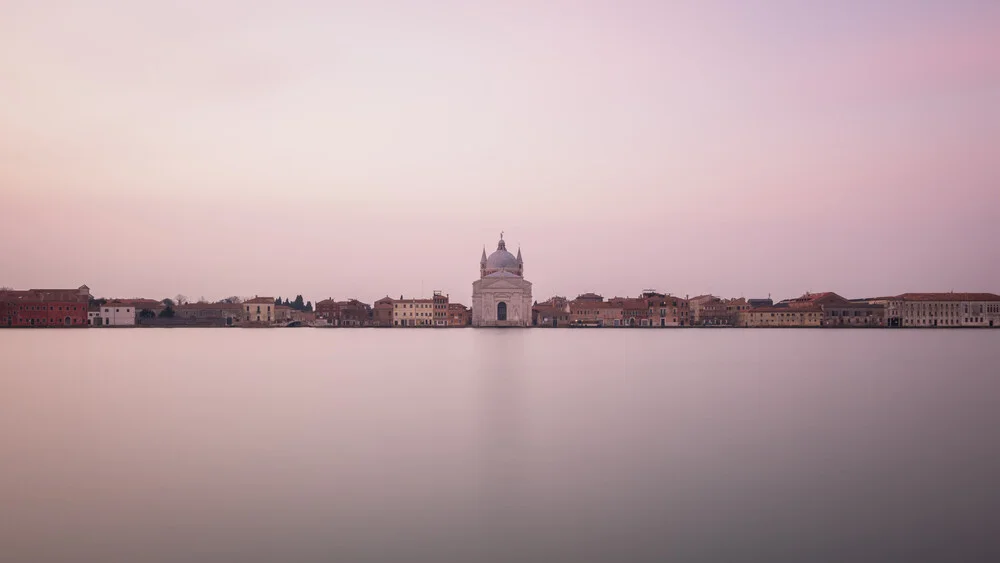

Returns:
3,329,1000,562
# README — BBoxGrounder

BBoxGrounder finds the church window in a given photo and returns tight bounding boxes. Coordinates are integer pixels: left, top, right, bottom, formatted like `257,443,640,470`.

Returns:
497,302,507,321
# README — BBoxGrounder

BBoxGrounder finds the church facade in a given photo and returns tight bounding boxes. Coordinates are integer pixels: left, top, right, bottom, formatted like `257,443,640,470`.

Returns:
472,234,533,327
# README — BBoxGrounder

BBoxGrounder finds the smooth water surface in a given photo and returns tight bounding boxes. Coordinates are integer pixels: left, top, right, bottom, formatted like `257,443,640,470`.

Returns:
2,329,999,562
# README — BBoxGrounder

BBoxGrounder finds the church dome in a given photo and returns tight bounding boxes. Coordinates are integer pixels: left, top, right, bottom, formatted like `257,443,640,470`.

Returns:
484,237,519,270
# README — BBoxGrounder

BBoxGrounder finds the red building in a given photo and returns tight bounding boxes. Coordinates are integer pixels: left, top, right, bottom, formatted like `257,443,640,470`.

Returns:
433,291,450,326
447,303,470,326
0,285,91,328
608,297,649,327
373,297,394,327
315,298,372,326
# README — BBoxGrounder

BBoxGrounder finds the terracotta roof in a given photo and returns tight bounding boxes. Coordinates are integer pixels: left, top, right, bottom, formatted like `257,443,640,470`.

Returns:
897,292,1000,302
1,289,87,302
245,297,275,304
108,298,163,308
749,306,822,313
177,303,242,311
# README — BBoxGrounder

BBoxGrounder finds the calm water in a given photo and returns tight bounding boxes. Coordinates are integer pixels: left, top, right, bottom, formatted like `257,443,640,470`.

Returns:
2,328,999,562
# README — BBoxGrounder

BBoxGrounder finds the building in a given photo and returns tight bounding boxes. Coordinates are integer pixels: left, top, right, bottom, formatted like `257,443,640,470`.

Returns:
87,305,101,326
743,306,823,327
373,297,394,327
568,293,625,327
569,295,604,326
642,291,690,327
1,286,91,328
98,300,138,326
724,298,750,325
889,293,1000,328
598,303,624,327
175,302,242,326
316,299,372,326
609,297,650,327
690,295,734,326
244,297,275,323
315,299,337,322
747,298,774,308
447,303,470,326
868,296,904,327
393,297,435,327
275,305,292,323
532,298,571,327
824,300,885,327
433,291,449,327
337,300,371,326
780,292,884,327
472,233,533,327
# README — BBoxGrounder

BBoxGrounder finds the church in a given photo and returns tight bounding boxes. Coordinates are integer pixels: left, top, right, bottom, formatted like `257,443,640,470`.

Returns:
472,233,533,327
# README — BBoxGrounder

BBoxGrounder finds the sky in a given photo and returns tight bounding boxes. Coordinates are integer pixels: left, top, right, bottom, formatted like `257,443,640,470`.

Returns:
2,0,998,304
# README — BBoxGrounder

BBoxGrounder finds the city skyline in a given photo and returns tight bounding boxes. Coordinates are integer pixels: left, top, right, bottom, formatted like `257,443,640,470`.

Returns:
3,1,998,302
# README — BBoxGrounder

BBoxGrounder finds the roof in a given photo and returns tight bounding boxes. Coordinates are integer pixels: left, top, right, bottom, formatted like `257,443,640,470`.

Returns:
245,297,275,304
1,288,88,302
484,236,521,270
107,298,164,308
749,306,822,313
575,292,604,300
897,292,1000,302
176,302,242,311
485,270,522,279
610,298,648,310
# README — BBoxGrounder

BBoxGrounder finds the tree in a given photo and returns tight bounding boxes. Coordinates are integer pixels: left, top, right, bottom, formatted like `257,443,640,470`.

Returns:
175,294,188,306
159,306,175,318
161,298,175,308
139,309,156,319
219,296,242,304
283,297,290,307
306,301,312,312
293,295,305,310
275,297,282,306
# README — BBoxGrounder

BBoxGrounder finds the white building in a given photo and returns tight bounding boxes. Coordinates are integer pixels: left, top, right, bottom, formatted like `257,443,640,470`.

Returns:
472,234,533,327
98,301,136,326
882,293,1000,328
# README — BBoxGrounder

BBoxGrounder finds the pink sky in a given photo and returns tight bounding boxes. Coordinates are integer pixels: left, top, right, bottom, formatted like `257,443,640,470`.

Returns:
2,1,998,304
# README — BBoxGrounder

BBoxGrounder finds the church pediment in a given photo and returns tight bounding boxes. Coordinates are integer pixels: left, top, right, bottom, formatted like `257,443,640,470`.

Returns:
481,279,526,290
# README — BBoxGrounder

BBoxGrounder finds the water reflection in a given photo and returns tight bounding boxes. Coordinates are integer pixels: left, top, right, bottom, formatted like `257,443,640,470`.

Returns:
1,329,999,562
